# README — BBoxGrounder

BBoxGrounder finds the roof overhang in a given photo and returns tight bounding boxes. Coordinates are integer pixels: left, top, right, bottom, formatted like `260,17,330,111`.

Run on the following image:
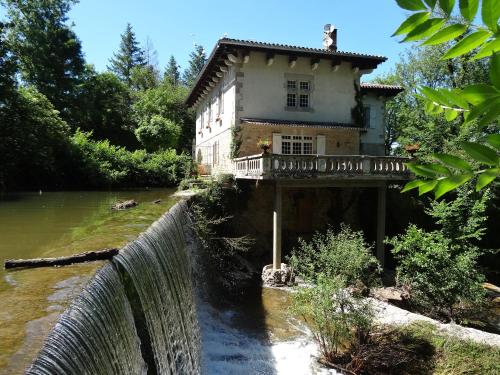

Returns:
186,38,388,107
240,117,367,131
360,83,403,97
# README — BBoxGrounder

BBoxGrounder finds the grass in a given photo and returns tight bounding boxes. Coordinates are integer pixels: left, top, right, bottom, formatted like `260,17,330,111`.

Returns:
405,322,500,375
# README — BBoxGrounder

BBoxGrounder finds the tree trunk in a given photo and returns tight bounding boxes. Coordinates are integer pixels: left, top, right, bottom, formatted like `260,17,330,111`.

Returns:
4,248,119,269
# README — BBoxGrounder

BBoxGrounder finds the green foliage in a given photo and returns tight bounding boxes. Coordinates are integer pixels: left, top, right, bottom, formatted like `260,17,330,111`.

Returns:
290,275,373,363
2,0,85,121
69,129,191,188
0,87,71,189
182,44,206,87
164,55,181,86
393,0,500,197
130,65,160,91
108,23,145,86
289,224,380,288
229,125,242,159
388,224,486,319
134,114,181,152
351,81,366,127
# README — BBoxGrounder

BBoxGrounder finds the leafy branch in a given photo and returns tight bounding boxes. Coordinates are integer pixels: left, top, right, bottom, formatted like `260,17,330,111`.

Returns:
393,0,500,197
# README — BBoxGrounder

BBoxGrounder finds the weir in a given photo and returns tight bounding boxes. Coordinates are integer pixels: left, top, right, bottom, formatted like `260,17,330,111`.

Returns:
26,200,201,374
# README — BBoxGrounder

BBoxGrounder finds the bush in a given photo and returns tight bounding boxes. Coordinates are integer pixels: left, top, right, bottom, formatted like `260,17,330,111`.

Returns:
388,225,485,320
69,129,191,188
290,275,373,364
289,224,380,289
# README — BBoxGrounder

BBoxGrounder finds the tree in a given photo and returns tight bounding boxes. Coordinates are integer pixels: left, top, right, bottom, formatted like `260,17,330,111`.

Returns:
182,44,206,87
108,23,145,86
0,21,17,107
164,55,181,86
72,65,138,148
130,65,160,92
2,0,85,122
0,87,71,189
135,114,181,152
392,0,500,198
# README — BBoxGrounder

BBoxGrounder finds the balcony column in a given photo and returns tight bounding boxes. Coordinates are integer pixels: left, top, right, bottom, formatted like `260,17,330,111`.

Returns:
273,182,282,270
376,184,386,268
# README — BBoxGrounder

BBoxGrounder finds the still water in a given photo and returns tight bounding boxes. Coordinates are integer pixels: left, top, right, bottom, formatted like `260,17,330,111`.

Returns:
0,189,178,374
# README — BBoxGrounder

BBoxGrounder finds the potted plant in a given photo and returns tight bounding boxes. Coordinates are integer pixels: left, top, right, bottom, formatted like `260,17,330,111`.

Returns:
404,143,420,158
257,138,272,154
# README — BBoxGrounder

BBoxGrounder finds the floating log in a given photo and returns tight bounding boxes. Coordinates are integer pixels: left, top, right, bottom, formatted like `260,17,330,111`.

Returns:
4,248,119,270
111,200,138,210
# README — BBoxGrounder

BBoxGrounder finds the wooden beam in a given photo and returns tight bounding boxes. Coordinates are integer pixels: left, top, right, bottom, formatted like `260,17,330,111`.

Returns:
311,58,320,71
266,53,275,66
227,53,240,63
289,56,297,68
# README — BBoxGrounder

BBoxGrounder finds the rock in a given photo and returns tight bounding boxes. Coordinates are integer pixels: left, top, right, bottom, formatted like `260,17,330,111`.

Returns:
153,199,162,204
261,263,295,287
371,287,405,302
483,282,500,296
111,200,138,210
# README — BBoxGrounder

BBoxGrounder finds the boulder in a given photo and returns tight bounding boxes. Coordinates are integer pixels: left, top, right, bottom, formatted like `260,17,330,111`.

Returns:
112,200,138,210
261,263,295,287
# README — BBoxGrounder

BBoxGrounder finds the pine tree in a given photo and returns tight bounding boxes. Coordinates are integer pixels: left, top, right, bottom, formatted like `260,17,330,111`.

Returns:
164,55,181,86
2,0,85,121
182,44,206,87
108,23,145,86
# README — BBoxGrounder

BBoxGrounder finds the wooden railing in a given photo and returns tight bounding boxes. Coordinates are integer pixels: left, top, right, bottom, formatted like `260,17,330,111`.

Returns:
233,154,410,180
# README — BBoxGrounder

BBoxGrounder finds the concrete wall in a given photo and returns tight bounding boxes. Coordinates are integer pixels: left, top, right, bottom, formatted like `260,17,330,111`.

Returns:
194,67,237,174
238,52,357,124
238,124,360,156
360,93,386,156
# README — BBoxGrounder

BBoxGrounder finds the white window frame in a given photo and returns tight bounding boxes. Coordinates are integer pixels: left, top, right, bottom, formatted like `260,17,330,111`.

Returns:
285,75,312,111
281,135,314,155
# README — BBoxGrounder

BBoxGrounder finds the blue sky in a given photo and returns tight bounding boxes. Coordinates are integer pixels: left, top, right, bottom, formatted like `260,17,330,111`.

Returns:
1,0,412,80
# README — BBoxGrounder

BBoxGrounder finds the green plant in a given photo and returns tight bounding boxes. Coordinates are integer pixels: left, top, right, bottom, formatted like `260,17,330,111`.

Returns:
257,138,272,152
289,224,380,289
290,275,373,364
351,81,366,127
230,125,242,159
393,0,500,197
388,224,485,320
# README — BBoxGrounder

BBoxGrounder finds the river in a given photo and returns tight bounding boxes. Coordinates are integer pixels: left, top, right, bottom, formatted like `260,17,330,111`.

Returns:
0,189,178,374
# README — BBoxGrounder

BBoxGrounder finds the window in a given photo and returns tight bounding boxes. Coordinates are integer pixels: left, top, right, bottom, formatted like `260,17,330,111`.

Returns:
281,135,314,155
363,106,371,128
299,81,310,90
285,76,312,110
299,94,309,108
282,135,291,154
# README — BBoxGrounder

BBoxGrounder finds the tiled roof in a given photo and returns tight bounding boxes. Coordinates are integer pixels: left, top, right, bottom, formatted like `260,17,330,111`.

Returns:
186,38,388,107
360,83,403,96
240,117,367,131
219,38,387,61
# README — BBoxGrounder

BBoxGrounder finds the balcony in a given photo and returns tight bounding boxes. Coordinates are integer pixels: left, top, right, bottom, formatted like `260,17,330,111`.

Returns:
233,154,411,181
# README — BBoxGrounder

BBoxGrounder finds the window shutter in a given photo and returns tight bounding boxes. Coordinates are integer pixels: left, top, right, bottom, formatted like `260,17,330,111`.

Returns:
272,133,282,154
317,135,326,155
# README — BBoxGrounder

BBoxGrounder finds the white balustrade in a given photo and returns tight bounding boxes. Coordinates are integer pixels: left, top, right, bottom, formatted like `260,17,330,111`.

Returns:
233,154,410,180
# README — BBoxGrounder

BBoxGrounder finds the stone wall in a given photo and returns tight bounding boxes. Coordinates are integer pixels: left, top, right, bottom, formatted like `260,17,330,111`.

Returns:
238,123,360,156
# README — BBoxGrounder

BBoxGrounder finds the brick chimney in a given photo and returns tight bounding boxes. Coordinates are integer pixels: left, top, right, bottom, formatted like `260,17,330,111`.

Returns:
323,24,337,51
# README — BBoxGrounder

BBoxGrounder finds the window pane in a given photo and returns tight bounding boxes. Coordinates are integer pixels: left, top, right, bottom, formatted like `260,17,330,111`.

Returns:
300,81,309,90
282,141,291,154
287,80,297,89
292,142,301,154
303,142,313,154
299,94,309,108
287,93,296,107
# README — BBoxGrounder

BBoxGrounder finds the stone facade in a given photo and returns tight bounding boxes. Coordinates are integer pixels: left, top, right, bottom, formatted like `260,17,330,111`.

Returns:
238,123,360,157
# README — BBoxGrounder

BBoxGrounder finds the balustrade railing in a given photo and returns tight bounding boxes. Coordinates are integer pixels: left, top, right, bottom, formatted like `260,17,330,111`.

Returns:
233,154,410,180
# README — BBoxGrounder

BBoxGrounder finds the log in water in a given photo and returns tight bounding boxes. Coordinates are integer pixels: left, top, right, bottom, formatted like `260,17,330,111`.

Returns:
4,248,119,269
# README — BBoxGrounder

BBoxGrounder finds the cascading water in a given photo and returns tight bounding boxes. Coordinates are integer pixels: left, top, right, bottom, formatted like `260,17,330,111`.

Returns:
26,201,201,375
26,263,147,374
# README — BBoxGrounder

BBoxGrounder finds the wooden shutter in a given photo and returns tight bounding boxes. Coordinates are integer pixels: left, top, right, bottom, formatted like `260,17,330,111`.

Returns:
273,133,282,154
317,135,326,155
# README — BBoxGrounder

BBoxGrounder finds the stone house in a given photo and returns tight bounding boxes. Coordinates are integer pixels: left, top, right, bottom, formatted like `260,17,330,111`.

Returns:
185,26,409,271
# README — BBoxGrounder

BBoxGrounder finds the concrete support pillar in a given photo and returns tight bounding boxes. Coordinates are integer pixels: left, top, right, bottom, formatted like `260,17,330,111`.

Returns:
376,185,387,268
273,183,282,270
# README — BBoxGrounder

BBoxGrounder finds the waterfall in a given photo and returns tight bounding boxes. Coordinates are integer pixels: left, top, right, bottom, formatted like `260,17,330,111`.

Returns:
27,201,201,375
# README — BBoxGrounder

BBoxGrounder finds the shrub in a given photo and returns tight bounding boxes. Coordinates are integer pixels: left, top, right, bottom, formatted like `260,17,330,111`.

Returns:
289,224,380,289
387,224,485,320
290,274,373,364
